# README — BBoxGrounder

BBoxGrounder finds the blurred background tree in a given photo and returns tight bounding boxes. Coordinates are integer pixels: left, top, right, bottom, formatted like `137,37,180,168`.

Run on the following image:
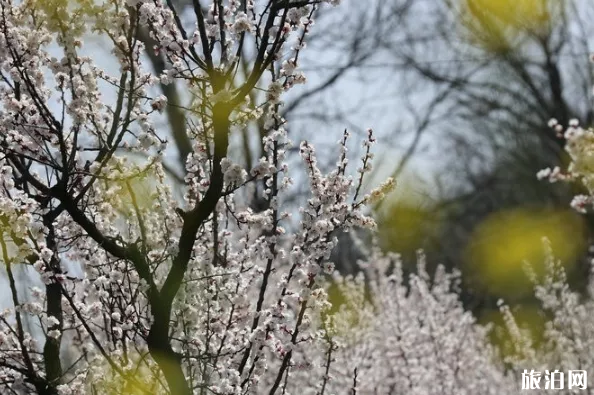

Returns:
370,0,594,319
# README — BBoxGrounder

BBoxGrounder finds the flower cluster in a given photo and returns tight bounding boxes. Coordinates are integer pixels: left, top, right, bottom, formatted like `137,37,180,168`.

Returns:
539,118,594,212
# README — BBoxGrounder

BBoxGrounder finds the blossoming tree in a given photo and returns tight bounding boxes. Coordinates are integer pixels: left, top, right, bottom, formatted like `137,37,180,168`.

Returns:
0,0,399,393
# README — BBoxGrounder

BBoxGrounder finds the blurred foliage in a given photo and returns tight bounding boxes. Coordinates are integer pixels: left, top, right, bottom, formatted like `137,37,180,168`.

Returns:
376,177,441,266
87,351,161,395
322,277,371,339
25,0,105,36
480,303,548,358
458,0,558,53
464,207,586,299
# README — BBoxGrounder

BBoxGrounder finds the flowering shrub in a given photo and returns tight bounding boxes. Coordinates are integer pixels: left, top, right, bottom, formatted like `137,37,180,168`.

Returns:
496,240,594,394
318,249,516,395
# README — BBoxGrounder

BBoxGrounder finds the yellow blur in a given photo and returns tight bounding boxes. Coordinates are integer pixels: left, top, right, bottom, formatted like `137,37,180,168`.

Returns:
458,0,558,52
465,208,585,298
